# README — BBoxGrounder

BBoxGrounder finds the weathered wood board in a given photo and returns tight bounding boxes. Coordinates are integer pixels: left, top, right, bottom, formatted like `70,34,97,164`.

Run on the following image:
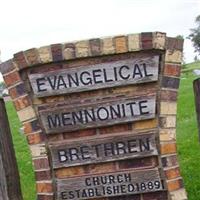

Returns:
50,131,158,168
39,95,156,134
193,78,200,142
56,168,164,200
29,55,159,97
0,99,22,200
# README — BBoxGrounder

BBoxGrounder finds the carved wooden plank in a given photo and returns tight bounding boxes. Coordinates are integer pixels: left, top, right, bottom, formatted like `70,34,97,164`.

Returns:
50,131,158,168
29,55,159,97
56,168,164,200
39,95,156,134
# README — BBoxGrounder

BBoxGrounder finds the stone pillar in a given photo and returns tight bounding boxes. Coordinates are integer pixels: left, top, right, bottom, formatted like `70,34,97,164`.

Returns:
0,32,187,200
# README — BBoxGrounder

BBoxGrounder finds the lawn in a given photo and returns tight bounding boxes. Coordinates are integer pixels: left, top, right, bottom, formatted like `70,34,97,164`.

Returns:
176,70,200,199
4,62,200,200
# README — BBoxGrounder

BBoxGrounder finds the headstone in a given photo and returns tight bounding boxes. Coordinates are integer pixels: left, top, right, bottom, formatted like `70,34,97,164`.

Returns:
0,32,187,200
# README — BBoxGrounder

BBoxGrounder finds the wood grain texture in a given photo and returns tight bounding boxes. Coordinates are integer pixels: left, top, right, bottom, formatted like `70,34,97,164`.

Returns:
56,168,164,200
29,55,159,97
50,131,158,168
0,99,22,200
39,95,156,134
193,78,200,142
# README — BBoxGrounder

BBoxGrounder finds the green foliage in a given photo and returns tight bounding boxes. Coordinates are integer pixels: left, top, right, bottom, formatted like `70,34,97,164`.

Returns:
188,15,200,55
176,35,185,64
0,81,5,90
176,35,184,40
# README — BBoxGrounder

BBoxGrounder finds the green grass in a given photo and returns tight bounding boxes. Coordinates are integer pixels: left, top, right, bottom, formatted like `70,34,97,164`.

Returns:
182,61,200,73
176,71,200,199
4,62,200,200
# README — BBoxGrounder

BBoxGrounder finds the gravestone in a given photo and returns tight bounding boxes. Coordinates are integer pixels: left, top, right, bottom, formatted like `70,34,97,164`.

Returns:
0,32,187,200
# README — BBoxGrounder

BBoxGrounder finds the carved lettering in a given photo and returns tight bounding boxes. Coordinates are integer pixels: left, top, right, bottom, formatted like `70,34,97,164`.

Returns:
40,96,156,134
50,132,158,168
29,56,159,97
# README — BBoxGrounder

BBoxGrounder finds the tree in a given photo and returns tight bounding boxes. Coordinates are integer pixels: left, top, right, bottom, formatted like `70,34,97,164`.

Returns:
176,35,184,40
176,35,185,64
188,15,200,55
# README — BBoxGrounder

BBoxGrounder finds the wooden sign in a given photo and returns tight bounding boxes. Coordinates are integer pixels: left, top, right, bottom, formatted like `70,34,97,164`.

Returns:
0,33,186,200
56,168,164,200
39,95,156,134
50,131,158,168
29,55,159,97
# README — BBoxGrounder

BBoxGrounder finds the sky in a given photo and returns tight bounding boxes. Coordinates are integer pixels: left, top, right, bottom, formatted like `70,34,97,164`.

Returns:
0,0,200,81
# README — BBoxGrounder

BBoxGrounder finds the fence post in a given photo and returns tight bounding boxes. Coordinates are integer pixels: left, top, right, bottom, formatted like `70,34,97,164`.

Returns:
193,78,200,142
0,98,22,200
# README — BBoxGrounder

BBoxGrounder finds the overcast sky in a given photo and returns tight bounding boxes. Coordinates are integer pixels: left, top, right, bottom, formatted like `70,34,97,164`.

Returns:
0,0,199,66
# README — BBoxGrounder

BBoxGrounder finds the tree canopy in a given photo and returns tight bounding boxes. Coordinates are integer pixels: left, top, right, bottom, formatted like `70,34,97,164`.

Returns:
188,15,200,55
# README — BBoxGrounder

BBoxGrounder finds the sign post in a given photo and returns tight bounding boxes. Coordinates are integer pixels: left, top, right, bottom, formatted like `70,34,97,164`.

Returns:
193,78,200,142
0,98,22,200
0,32,187,200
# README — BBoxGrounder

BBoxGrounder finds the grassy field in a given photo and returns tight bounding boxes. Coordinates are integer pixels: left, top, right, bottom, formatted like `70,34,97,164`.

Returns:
182,61,200,73
4,62,200,200
176,70,200,199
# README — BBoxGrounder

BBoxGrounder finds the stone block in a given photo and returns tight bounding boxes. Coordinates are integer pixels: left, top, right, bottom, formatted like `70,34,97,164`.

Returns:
17,106,36,122
164,64,181,77
89,38,101,56
170,188,187,200
160,128,176,141
38,46,53,63
14,51,28,69
3,70,21,87
160,102,177,115
36,182,53,193
128,34,140,51
160,116,176,128
75,40,90,57
161,143,177,155
63,43,76,60
165,50,182,63
114,36,127,53
13,95,31,111
24,48,40,66
8,83,26,99
51,43,63,62
101,37,115,54
27,132,45,144
33,157,50,170
153,32,166,50
30,144,47,157
141,32,153,49
0,59,16,75
162,76,180,89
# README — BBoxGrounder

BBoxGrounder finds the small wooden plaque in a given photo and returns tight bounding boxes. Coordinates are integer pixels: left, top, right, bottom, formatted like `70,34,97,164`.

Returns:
56,168,164,200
